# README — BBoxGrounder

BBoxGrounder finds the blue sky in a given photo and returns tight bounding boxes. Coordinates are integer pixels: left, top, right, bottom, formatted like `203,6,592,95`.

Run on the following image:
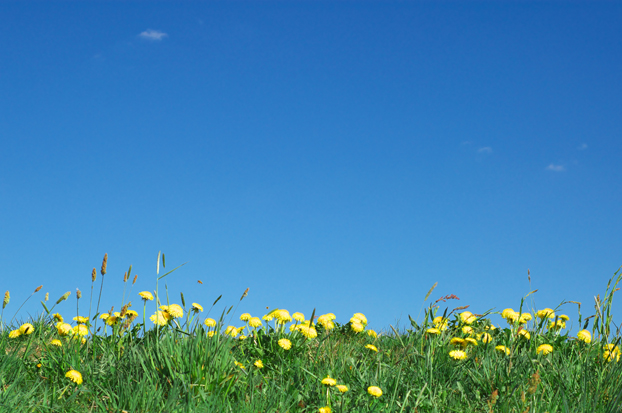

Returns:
1,2,621,334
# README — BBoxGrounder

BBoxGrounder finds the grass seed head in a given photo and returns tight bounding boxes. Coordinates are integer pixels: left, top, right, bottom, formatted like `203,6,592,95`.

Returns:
56,291,71,304
91,268,96,282
101,253,108,276
132,274,137,284
76,289,82,299
34,285,42,293
3,291,9,309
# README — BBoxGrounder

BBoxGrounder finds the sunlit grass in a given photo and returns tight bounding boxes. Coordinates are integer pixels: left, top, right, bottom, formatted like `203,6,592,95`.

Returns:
1,254,621,412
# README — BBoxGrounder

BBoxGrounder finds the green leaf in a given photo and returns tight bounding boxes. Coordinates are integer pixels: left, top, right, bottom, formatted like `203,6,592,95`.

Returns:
40,301,49,314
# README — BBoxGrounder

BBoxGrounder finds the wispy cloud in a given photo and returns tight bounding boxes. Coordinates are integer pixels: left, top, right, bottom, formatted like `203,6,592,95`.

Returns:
477,147,493,154
139,29,168,41
578,143,588,150
546,164,565,172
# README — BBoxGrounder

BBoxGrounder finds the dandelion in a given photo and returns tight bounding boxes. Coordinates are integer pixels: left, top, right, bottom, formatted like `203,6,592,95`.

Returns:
536,308,555,319
65,370,83,385
73,325,89,336
450,337,466,347
433,316,448,330
461,326,474,335
73,316,89,324
519,313,533,324
299,325,318,339
351,321,364,333
207,331,216,337
292,312,305,322
8,330,21,338
99,313,110,321
52,313,63,322
477,332,492,343
536,344,553,355
57,323,73,336
351,313,367,326
603,350,621,362
426,327,440,335
517,329,531,340
262,312,275,322
225,326,239,337
464,337,478,346
319,407,331,413
275,309,292,324
234,361,245,370
192,303,203,313
19,323,35,335
278,338,292,350
150,311,169,326
50,339,62,347
367,329,378,338
336,384,349,393
240,313,251,321
547,319,566,330
367,386,383,397
365,344,378,352
106,316,120,326
460,311,477,324
495,345,510,356
321,376,337,386
204,318,217,327
139,291,154,301
577,329,591,343
254,360,264,369
125,310,138,319
249,317,262,328
165,304,183,318
449,350,467,360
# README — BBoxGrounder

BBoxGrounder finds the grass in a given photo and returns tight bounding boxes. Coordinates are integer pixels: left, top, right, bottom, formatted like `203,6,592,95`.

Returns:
1,253,621,412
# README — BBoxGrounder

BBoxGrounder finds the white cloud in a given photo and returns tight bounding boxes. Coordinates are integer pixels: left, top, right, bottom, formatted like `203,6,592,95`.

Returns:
139,29,168,41
477,147,493,154
578,143,588,150
546,164,566,172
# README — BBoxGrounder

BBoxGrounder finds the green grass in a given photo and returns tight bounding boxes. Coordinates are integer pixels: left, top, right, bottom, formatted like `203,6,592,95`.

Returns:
1,255,621,413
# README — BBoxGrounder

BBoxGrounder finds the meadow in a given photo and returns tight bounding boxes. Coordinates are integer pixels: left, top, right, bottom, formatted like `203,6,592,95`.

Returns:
1,253,621,413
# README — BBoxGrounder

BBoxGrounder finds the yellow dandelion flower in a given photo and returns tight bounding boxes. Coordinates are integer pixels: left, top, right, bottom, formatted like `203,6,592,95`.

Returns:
365,344,378,352
166,304,183,318
351,313,367,326
234,361,245,370
249,317,262,328
299,325,318,339
139,291,154,301
278,338,292,350
547,319,566,330
460,311,476,324
19,323,34,335
106,316,120,326
73,325,89,336
321,376,337,386
65,369,83,385
449,350,467,360
495,345,510,356
577,329,591,343
99,313,110,320
519,313,532,324
477,332,492,343
367,329,378,338
558,314,570,321
150,311,169,326
336,384,348,393
207,331,216,337
262,312,274,321
8,329,21,338
204,318,216,327
50,339,62,347
73,316,89,324
240,313,251,321
192,303,203,312
462,326,474,335
125,310,138,319
292,312,305,322
367,386,383,397
450,337,466,347
254,360,264,369
57,323,73,336
517,329,531,340
603,350,621,362
464,337,478,346
536,344,553,355
275,309,292,324
351,321,364,333
52,313,63,322
225,326,239,337
536,308,555,319
426,327,440,335
319,407,331,413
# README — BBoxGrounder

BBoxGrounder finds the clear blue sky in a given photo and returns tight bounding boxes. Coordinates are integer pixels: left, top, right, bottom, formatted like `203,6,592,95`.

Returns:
1,2,621,333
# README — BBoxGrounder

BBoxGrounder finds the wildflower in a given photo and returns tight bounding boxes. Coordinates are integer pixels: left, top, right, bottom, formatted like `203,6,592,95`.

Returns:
461,326,474,335
262,312,275,321
317,314,332,326
275,309,292,324
536,344,553,355
8,329,21,338
518,313,533,324
603,344,620,354
460,311,477,324
464,337,478,346
292,312,305,322
577,330,591,344
426,327,440,335
336,384,349,393
234,361,245,370
106,316,120,326
365,344,378,352
207,331,216,337
278,338,292,350
449,350,467,360
52,313,63,323
204,318,216,327
73,316,89,324
350,321,364,333
367,329,378,338
321,376,337,386
319,407,331,413
125,310,138,319
517,329,531,340
558,314,570,321
192,303,203,313
603,350,621,362
450,337,466,347
501,308,517,320
150,311,170,326
239,335,247,340
139,291,154,301
254,360,264,369
57,323,73,336
495,345,510,356
73,325,89,336
240,313,251,322
225,326,239,337
50,339,62,347
351,313,367,326
99,313,110,321
299,325,318,339
536,308,555,319
477,332,492,343
165,304,183,319
65,370,83,385
367,386,383,397
19,323,35,335
547,319,566,330
322,320,336,330
249,317,262,328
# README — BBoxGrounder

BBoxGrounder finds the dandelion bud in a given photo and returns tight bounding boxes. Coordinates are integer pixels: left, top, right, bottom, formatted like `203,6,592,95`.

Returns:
34,285,43,293
101,253,108,276
76,289,82,299
91,268,96,283
45,292,49,301
56,291,71,304
132,274,137,285
3,291,9,309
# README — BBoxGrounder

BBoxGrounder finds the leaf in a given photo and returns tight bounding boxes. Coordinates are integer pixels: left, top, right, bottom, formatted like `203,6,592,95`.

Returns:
157,251,161,275
41,301,49,314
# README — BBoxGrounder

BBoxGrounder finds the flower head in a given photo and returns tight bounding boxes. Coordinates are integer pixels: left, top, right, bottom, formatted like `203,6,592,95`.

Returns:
192,303,203,313
57,323,73,336
19,323,35,335
165,304,183,319
65,369,83,385
254,360,264,369
234,361,245,370
139,291,154,301
367,386,383,397
495,345,510,356
249,317,262,328
477,332,492,343
278,338,292,350
298,325,318,339
536,308,555,319
50,339,62,347
577,329,591,344
204,318,216,327
536,344,553,355
240,313,251,322
449,350,467,360
460,311,477,324
73,324,89,336
73,316,89,324
336,384,348,393
367,329,378,338
319,407,331,413
292,312,305,322
321,376,337,386
52,313,63,323
150,311,170,326
351,313,367,326
274,309,292,324
8,329,21,339
365,344,378,352
426,327,440,335
517,329,531,340
350,321,364,333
